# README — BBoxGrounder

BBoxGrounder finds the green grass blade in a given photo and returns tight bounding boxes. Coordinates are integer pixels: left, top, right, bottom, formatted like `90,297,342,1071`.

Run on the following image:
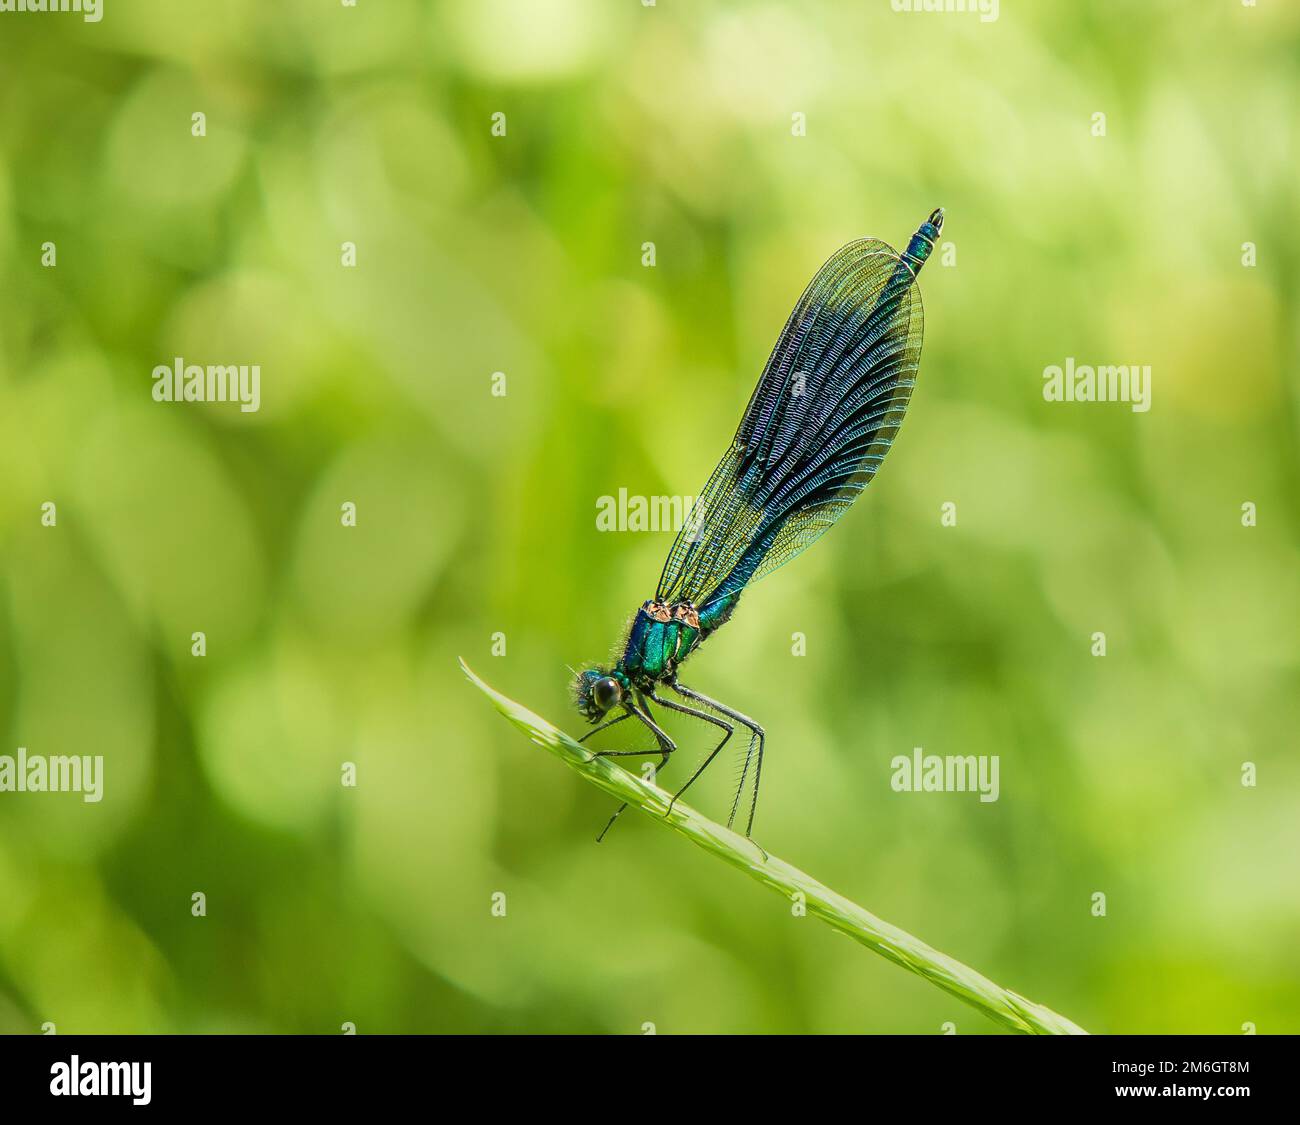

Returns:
460,659,1088,1035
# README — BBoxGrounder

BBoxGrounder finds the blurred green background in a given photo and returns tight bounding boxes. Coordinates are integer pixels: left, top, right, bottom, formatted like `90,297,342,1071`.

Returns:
0,0,1297,1035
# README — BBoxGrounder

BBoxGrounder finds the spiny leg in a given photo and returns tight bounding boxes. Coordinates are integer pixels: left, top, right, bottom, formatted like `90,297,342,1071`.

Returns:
730,729,761,830
585,701,664,757
595,697,675,843
578,709,632,749
644,688,732,817
669,681,766,839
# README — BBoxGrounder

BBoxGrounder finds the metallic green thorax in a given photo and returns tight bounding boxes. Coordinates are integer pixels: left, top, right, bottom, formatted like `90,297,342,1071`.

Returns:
618,594,739,686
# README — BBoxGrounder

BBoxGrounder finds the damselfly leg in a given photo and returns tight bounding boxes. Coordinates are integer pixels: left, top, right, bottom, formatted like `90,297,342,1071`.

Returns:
594,695,675,842
578,710,632,746
669,680,766,839
645,689,733,817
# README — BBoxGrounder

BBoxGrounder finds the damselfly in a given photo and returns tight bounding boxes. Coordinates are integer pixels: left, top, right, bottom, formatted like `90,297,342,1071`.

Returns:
575,209,944,840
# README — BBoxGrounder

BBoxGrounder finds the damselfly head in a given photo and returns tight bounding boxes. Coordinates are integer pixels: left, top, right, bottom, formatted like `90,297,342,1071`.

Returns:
574,667,626,721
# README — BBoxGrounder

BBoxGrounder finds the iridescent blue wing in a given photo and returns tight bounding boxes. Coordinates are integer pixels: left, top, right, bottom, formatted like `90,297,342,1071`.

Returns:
656,238,924,610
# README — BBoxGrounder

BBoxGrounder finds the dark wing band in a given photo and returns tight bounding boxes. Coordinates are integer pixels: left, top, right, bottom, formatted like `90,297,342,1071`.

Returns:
656,238,924,608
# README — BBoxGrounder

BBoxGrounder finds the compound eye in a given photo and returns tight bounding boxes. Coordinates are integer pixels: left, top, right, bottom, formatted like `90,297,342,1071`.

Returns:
592,677,622,712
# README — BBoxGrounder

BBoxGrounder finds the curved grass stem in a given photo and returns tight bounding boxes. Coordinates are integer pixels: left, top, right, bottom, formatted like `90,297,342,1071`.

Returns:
461,659,1087,1035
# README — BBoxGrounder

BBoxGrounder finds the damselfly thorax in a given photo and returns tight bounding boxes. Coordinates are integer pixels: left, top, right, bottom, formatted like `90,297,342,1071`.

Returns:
620,597,738,685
